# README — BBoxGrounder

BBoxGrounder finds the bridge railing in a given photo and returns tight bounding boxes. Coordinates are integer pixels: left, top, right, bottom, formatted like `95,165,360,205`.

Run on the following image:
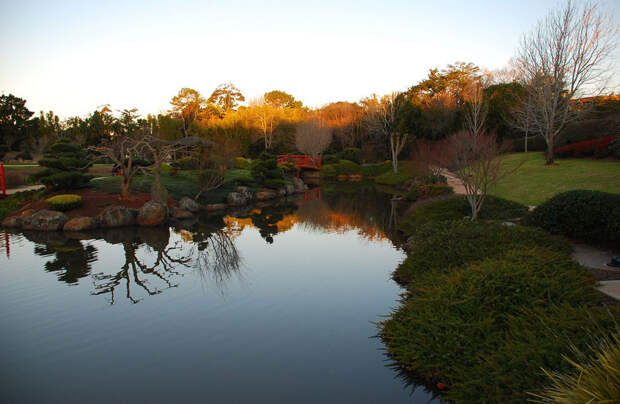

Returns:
277,154,321,170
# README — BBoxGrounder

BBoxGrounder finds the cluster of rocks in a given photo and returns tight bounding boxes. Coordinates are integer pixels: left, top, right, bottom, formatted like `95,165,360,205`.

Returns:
1,196,202,232
1,178,308,232
224,177,307,208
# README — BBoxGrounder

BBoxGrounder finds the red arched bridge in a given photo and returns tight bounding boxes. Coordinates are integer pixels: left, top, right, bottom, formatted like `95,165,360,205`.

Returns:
277,154,322,171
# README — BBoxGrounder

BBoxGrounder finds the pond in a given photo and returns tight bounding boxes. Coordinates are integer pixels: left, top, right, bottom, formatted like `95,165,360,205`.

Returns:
0,183,436,403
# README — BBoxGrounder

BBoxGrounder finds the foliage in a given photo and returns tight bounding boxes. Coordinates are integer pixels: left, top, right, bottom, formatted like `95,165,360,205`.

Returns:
0,190,39,220
264,90,302,109
250,153,286,189
31,139,93,190
234,157,251,169
531,332,620,403
15,151,33,160
342,147,361,163
381,245,613,402
172,157,200,170
320,160,362,177
555,135,617,158
0,94,34,150
395,220,570,282
194,169,225,200
374,169,410,186
422,174,447,185
322,154,340,165
490,152,620,205
208,82,245,113
359,161,392,177
406,183,453,202
46,194,83,211
225,169,254,186
523,190,620,242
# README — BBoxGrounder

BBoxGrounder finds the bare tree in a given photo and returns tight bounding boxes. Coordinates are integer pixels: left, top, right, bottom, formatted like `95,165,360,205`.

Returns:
295,118,332,157
514,0,617,164
444,131,517,220
463,79,488,138
366,93,409,173
250,97,280,149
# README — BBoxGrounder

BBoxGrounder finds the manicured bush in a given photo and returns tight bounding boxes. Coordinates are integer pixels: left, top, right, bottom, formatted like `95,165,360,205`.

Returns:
342,147,361,163
225,169,254,185
322,154,340,165
173,157,200,170
251,153,286,189
395,220,570,283
375,170,410,186
46,194,83,211
380,247,611,402
405,187,423,202
234,157,251,169
523,190,620,242
335,159,361,175
320,164,337,178
422,174,447,185
400,195,529,235
30,140,93,190
423,183,453,198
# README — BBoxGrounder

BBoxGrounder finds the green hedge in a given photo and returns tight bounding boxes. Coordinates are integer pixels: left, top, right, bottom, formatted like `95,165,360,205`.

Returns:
394,220,570,283
359,161,392,177
400,195,528,235
375,170,410,186
234,157,251,169
381,247,614,402
523,190,620,242
46,194,83,211
320,160,361,177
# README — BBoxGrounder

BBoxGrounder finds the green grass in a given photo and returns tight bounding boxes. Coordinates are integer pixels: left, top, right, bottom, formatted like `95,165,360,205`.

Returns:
0,190,40,220
491,152,620,205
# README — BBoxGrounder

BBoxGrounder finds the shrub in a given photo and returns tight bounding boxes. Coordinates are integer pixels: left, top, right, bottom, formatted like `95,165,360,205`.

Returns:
523,190,620,242
234,157,251,169
555,135,616,158
360,161,392,177
422,174,447,185
30,140,93,190
400,195,529,235
15,151,33,160
46,194,83,211
423,183,453,198
251,153,286,189
395,220,570,283
607,137,620,159
0,189,39,220
375,170,410,186
320,164,337,178
342,147,361,163
532,332,620,403
381,247,609,402
405,187,422,202
335,159,361,175
173,157,200,170
225,169,254,185
322,154,340,165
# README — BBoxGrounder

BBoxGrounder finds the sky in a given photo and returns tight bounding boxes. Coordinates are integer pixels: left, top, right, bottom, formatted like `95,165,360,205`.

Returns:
1,0,619,119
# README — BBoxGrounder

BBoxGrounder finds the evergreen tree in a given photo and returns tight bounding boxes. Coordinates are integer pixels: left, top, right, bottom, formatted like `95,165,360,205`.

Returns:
31,139,93,190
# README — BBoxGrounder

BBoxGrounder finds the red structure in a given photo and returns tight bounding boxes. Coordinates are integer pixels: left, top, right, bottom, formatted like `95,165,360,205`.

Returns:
0,162,6,199
277,154,322,171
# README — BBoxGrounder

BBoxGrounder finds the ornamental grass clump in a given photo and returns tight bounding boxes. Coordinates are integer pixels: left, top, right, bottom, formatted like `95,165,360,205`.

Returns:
46,194,83,211
530,331,620,403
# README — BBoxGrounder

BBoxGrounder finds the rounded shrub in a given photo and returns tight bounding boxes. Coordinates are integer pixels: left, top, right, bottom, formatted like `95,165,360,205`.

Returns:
173,157,200,170
342,147,361,163
234,157,251,169
523,190,620,242
320,164,337,178
335,159,361,175
46,194,83,211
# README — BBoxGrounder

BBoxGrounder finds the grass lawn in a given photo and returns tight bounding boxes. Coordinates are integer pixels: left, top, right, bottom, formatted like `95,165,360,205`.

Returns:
490,152,620,206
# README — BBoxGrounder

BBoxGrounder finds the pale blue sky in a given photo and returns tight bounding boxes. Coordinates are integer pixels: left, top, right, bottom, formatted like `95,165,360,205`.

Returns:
1,0,618,118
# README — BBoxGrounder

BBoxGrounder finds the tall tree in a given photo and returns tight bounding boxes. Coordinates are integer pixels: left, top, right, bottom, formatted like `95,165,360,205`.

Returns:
295,118,332,157
250,97,280,149
0,94,34,150
264,90,302,109
170,88,206,136
208,83,245,113
514,0,617,164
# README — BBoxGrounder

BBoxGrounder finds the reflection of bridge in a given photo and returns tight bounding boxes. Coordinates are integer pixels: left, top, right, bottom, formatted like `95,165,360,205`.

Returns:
277,154,322,171
300,187,321,203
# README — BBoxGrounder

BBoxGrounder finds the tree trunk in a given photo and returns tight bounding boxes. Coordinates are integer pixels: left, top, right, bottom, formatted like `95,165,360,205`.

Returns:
545,140,555,165
121,177,131,199
151,167,168,203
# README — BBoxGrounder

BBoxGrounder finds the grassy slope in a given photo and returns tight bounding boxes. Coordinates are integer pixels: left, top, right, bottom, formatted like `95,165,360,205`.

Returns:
490,152,620,205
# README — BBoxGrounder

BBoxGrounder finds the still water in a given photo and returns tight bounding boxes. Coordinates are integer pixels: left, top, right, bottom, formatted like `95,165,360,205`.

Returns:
0,183,436,403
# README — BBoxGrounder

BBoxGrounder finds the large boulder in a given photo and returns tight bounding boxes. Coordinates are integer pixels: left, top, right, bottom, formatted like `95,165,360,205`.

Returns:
291,177,305,193
20,209,36,219
178,197,201,213
63,217,97,232
255,189,278,201
2,216,22,228
22,210,69,231
227,192,247,206
170,207,193,220
137,200,168,227
236,186,254,202
97,206,136,228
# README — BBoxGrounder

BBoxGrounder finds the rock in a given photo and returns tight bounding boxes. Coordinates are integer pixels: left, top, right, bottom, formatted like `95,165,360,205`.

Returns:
291,177,305,193
227,192,248,206
1,216,22,228
171,207,194,220
277,188,287,197
97,206,136,228
22,210,69,231
285,184,295,195
204,203,227,211
255,190,277,201
236,186,253,202
178,197,201,213
63,217,97,232
20,209,36,218
137,200,168,227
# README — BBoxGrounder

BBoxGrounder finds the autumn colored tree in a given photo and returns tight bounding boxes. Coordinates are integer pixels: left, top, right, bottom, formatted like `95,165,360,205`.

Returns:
295,118,332,157
264,90,302,109
170,88,206,136
208,83,245,113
